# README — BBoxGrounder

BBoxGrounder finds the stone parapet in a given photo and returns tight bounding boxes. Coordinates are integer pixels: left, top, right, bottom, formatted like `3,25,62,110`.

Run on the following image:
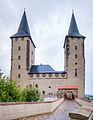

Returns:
0,98,64,120
69,99,93,120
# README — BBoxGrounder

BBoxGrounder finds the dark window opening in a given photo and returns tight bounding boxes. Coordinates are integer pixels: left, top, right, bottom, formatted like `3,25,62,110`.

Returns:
18,46,21,50
18,55,21,60
75,54,77,58
49,86,51,88
75,69,77,77
35,84,38,88
75,63,77,65
18,74,20,78
42,91,45,94
18,65,21,69
75,46,77,50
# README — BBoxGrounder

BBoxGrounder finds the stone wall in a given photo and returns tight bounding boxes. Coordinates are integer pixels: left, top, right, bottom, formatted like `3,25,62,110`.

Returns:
0,99,64,120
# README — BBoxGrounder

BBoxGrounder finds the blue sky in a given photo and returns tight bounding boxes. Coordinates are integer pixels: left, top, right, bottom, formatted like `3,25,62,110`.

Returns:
0,0,93,94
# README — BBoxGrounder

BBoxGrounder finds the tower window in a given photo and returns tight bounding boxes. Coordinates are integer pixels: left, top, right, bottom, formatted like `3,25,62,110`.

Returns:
18,74,20,78
18,46,21,50
75,69,77,77
42,91,45,95
35,84,38,88
75,63,77,65
18,55,21,60
75,54,77,58
49,86,51,88
75,46,77,50
18,65,21,69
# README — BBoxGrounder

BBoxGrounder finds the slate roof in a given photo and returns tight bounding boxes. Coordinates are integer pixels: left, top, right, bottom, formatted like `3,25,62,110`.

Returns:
66,11,85,38
10,11,36,47
29,64,66,74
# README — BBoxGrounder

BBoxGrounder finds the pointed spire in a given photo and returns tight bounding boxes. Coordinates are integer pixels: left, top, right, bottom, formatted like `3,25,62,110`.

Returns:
11,10,31,38
67,10,85,38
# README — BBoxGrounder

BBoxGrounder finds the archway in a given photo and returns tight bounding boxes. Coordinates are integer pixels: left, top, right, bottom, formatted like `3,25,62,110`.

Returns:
64,91,75,100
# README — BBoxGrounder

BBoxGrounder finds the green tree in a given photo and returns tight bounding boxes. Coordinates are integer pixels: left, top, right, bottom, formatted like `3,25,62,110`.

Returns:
0,78,21,102
21,87,41,102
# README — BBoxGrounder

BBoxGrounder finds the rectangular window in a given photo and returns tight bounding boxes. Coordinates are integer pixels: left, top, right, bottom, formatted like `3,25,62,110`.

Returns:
75,46,77,50
75,69,77,77
18,55,21,60
18,46,21,50
42,91,45,94
18,65,21,69
35,84,38,88
18,74,20,78
49,86,51,88
75,54,77,58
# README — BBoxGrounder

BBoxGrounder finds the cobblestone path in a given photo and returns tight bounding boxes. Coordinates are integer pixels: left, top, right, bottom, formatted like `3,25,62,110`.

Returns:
20,100,80,120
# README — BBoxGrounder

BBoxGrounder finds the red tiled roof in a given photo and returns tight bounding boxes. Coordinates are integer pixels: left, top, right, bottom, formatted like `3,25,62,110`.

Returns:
58,86,78,90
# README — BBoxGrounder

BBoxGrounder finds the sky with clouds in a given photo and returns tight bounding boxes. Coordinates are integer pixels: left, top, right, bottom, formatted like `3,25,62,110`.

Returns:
0,0,93,94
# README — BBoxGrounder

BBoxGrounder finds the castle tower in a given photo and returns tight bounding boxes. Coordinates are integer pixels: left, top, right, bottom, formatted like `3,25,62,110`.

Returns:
64,11,86,97
10,11,36,86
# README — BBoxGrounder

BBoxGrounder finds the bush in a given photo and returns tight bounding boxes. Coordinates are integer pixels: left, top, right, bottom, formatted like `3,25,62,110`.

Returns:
21,87,41,102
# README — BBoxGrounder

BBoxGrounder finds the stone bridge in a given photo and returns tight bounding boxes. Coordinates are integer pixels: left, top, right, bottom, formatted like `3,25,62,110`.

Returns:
0,98,93,120
19,99,93,120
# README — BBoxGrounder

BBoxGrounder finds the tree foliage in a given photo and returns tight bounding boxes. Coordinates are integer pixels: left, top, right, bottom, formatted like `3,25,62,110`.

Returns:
0,77,41,102
0,79,21,102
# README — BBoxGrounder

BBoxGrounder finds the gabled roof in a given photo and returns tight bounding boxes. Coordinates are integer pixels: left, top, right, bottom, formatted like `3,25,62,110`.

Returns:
66,11,85,38
29,64,66,74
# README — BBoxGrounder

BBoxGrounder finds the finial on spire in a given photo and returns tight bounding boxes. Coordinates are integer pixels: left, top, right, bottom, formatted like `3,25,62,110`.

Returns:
72,9,74,14
24,8,26,11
